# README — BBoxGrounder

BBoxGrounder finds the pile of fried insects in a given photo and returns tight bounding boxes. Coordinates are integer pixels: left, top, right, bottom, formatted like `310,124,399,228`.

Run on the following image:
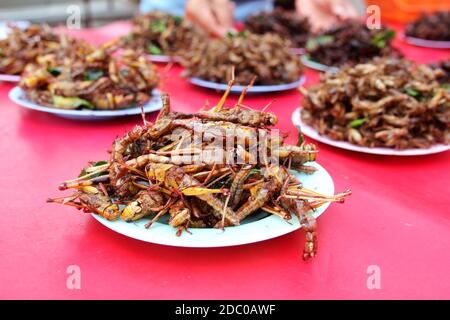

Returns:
48,77,351,260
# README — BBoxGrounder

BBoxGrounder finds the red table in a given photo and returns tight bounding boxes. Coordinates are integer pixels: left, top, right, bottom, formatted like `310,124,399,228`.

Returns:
0,22,449,300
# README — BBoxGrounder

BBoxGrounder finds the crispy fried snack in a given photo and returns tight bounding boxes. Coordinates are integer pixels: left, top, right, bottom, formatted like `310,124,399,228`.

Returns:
48,81,350,260
301,57,450,149
430,59,450,85
118,10,203,57
0,24,86,75
19,46,159,110
181,32,303,85
405,11,450,41
244,8,311,48
305,21,399,67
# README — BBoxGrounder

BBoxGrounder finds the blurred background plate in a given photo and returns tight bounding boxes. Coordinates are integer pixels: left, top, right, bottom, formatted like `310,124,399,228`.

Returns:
189,75,305,93
91,162,334,248
9,86,162,120
300,55,339,73
292,108,450,156
0,74,21,82
148,55,181,63
402,34,450,49
0,20,30,39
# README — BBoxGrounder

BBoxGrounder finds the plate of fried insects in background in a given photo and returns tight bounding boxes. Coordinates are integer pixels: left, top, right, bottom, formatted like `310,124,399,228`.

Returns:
48,82,351,260
403,11,450,49
300,55,339,73
293,57,450,156
9,44,162,120
182,31,306,94
402,36,450,49
189,75,306,93
292,108,450,156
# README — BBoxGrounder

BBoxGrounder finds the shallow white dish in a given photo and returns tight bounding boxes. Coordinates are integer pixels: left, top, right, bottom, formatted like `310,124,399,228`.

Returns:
148,54,181,63
0,74,20,82
292,108,450,156
9,86,162,120
300,55,339,73
0,20,30,40
189,76,305,93
92,162,334,248
402,34,450,49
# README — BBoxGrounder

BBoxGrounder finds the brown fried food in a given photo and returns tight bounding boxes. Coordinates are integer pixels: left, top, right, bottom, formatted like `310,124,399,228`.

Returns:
181,32,303,85
49,81,350,260
301,57,450,149
405,11,450,41
118,10,203,57
305,21,399,67
0,24,89,75
244,8,311,48
19,47,159,110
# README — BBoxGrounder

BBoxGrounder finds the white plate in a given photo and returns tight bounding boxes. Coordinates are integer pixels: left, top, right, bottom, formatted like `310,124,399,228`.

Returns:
148,54,181,63
402,34,450,49
91,162,334,247
0,20,30,40
9,86,162,120
292,108,450,156
300,55,339,73
0,74,20,82
189,76,305,93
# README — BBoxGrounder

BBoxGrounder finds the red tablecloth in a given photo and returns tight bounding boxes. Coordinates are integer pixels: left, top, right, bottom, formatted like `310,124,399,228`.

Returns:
0,22,449,299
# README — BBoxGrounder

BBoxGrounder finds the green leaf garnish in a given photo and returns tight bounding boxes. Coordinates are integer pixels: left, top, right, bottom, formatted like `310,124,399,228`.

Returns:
371,29,395,49
306,35,334,51
226,30,248,39
93,160,108,167
249,168,261,176
441,83,450,90
151,20,166,33
47,66,62,76
350,118,367,128
78,161,108,178
52,96,94,110
174,16,182,25
405,87,420,97
84,69,103,81
148,44,162,55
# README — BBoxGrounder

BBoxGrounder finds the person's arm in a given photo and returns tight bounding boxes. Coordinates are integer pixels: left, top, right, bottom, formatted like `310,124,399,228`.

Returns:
185,0,235,37
296,0,359,31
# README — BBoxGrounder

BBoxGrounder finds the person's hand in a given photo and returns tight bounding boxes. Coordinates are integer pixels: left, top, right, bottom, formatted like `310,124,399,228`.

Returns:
185,0,235,38
296,0,359,31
